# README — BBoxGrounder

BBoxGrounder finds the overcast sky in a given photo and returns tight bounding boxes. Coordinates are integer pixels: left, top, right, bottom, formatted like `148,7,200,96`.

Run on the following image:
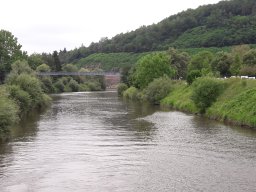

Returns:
1,0,221,54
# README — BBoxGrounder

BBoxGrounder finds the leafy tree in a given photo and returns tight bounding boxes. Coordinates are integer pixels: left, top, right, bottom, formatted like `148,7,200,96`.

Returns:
0,30,26,82
186,70,202,85
131,53,175,89
28,53,44,70
211,52,233,77
52,51,61,71
62,64,78,72
230,54,242,75
168,48,190,79
243,49,256,66
36,64,51,72
143,76,173,104
188,51,213,75
191,77,224,113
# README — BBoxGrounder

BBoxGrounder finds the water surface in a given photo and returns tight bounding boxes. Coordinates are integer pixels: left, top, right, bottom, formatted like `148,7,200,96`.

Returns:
0,91,256,191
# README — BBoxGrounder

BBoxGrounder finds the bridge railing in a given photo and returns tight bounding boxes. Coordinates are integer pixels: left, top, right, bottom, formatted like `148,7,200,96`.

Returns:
37,72,120,76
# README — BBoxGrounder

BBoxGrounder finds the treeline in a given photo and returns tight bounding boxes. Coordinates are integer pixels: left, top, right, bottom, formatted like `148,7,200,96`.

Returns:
118,47,256,127
0,30,105,141
118,44,256,103
46,0,256,64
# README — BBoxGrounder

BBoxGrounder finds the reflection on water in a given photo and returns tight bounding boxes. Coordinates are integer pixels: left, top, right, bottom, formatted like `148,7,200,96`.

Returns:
0,91,256,192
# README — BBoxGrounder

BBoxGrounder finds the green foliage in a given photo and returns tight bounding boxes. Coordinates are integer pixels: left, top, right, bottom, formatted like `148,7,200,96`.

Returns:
0,30,26,82
168,48,190,79
28,53,44,70
62,63,78,72
117,83,128,96
186,70,202,85
188,51,213,74
143,76,173,104
7,85,32,114
0,95,19,131
131,53,175,89
36,64,51,72
123,87,139,100
243,49,256,66
211,52,233,77
40,77,55,93
206,78,256,127
53,78,66,93
191,77,225,113
9,60,34,76
66,79,79,92
8,74,49,108
75,52,149,71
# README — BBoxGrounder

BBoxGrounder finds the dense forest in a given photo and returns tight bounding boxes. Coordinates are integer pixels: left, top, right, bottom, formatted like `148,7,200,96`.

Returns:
51,0,256,65
3,0,254,73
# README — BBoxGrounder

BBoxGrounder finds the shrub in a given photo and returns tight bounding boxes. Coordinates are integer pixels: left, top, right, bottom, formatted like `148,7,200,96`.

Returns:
191,77,225,113
67,79,80,92
36,64,51,72
8,74,47,108
79,84,90,92
143,76,173,104
87,82,102,91
117,83,128,96
7,85,32,114
40,77,55,93
123,87,139,100
186,70,202,85
0,96,19,131
54,80,65,93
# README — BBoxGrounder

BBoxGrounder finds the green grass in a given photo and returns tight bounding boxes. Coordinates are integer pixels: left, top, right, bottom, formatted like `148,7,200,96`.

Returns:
161,81,198,113
161,78,256,127
75,52,152,71
206,78,256,127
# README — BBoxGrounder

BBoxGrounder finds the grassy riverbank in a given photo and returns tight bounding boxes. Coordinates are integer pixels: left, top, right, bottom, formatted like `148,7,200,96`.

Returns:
161,78,256,128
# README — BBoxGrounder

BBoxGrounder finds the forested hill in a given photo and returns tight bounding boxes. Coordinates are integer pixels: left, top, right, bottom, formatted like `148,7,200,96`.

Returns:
61,0,256,63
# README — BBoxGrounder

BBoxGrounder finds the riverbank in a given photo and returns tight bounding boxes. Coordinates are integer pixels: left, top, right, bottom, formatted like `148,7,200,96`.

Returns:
161,78,256,128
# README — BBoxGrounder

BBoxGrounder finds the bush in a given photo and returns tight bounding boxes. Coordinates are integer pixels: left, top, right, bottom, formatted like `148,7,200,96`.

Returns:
40,77,55,93
54,80,65,93
0,96,19,131
186,70,202,85
7,85,32,114
123,87,139,100
143,76,173,104
117,83,128,96
191,77,225,113
87,81,102,91
67,79,80,92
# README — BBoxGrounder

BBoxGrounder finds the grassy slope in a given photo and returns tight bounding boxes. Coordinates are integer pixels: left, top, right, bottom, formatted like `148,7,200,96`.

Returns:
161,78,256,127
75,52,151,70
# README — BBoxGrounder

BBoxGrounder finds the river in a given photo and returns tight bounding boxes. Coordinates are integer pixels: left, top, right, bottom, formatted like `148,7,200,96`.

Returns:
0,91,256,192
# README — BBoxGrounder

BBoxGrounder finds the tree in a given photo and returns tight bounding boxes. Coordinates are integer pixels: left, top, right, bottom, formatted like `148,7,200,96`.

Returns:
188,51,213,75
243,49,256,66
28,53,44,70
191,77,224,113
36,64,51,73
62,64,78,72
131,53,176,89
211,52,233,77
168,48,190,79
52,51,61,71
0,30,26,82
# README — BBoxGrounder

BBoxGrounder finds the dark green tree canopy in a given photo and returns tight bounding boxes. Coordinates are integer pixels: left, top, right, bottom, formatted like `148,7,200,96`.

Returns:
0,30,26,81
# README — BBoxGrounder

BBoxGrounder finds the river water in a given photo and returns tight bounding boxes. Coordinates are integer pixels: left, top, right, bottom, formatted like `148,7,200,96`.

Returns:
0,91,256,192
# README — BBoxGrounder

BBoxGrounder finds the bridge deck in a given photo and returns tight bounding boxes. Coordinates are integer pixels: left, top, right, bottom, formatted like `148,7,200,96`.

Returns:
37,72,120,76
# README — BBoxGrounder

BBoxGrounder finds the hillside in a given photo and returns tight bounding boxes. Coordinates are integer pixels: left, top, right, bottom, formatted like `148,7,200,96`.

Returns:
60,0,256,64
